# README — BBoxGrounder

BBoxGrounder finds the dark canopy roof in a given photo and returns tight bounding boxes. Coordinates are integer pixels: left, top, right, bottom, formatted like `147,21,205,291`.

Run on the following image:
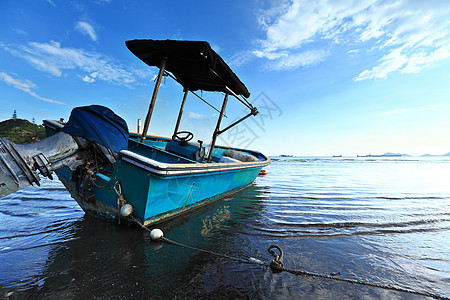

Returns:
126,39,250,98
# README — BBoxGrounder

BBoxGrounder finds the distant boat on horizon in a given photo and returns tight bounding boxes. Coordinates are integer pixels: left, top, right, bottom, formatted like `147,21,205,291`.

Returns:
332,155,342,157
280,154,293,157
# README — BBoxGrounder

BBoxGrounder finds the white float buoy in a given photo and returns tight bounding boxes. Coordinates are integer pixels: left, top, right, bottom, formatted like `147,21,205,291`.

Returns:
120,204,134,217
150,228,164,240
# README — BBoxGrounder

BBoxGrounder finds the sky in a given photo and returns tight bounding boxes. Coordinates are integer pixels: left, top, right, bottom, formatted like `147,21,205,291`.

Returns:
1,0,450,156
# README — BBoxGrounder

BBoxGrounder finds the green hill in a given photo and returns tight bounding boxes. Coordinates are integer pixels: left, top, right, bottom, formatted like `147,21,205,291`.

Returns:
0,119,46,144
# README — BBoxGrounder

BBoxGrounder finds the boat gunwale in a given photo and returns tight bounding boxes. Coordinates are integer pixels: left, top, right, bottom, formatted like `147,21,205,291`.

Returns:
119,149,270,177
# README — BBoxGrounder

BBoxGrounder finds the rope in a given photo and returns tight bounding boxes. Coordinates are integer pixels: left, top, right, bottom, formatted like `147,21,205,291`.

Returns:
130,216,265,266
89,172,109,189
90,149,108,188
267,245,448,299
281,267,447,299
129,218,449,300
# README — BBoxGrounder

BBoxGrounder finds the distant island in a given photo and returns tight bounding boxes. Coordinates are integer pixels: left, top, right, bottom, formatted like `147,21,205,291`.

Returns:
357,152,408,157
357,152,450,157
0,118,45,144
421,152,450,157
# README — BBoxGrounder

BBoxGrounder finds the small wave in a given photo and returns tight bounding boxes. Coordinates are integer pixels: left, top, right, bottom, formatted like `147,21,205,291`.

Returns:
267,218,450,229
249,223,450,238
374,196,447,200
12,197,72,202
0,210,35,218
0,221,75,241
0,238,77,254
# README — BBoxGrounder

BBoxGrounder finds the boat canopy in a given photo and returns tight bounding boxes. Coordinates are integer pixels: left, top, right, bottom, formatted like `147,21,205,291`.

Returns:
126,39,250,98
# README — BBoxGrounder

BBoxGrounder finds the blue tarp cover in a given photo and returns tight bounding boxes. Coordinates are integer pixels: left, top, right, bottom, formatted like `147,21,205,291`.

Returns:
62,105,129,154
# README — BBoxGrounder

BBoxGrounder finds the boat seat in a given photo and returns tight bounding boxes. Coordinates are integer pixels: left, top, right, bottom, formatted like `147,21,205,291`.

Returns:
165,140,205,162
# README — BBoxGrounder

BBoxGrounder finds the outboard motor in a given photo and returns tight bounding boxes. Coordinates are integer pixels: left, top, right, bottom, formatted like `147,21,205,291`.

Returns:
0,105,129,199
0,132,86,198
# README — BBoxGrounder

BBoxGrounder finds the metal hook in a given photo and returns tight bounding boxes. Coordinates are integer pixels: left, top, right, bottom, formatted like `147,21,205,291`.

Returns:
114,180,122,196
268,245,284,273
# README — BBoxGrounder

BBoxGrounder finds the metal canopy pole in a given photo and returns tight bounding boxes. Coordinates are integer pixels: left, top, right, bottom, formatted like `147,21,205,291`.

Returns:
217,108,258,136
225,86,253,110
140,57,167,143
163,71,226,117
173,85,189,136
190,90,227,118
207,92,229,163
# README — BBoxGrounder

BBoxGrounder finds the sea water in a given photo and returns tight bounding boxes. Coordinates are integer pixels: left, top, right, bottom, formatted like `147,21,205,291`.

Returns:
0,156,449,299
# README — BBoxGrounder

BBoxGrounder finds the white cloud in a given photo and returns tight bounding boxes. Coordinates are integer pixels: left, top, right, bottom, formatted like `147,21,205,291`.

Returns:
375,104,446,117
376,108,410,116
355,47,408,81
1,41,144,86
185,112,210,119
81,75,95,83
263,49,330,71
0,72,63,104
210,44,222,53
347,49,359,56
227,50,255,68
254,0,450,77
255,1,376,55
75,21,98,42
45,0,56,7
13,29,28,36
402,46,450,73
356,44,450,81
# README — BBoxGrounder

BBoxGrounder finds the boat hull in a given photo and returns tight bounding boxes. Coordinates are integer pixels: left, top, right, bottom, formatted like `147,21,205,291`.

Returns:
55,149,269,226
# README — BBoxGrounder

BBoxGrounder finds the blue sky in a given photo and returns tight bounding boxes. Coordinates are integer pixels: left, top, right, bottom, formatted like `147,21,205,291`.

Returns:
1,0,450,156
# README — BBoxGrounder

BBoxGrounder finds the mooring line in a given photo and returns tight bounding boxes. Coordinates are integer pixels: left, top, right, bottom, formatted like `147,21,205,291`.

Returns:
131,216,266,266
130,218,448,300
267,244,448,299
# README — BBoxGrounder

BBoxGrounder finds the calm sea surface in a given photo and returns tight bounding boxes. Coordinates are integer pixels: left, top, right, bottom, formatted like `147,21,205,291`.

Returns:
1,156,449,299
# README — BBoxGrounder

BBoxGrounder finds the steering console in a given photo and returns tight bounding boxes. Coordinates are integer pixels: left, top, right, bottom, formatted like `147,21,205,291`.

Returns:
172,131,194,145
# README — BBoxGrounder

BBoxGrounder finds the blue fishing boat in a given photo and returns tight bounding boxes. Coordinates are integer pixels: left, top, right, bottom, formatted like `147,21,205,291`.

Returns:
0,39,270,226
